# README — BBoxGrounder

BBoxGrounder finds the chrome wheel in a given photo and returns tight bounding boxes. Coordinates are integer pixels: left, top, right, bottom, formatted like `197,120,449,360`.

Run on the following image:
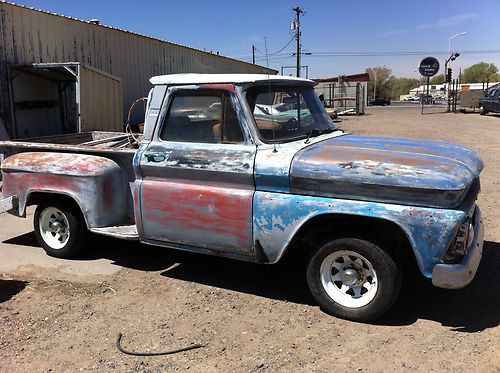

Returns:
320,249,378,308
39,207,70,249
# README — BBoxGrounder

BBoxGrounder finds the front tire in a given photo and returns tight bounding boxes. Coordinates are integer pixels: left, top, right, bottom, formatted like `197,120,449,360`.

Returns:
479,105,487,115
34,202,88,258
306,238,401,321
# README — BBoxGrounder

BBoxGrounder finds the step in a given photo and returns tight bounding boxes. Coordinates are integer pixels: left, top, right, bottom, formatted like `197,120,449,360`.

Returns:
89,224,139,240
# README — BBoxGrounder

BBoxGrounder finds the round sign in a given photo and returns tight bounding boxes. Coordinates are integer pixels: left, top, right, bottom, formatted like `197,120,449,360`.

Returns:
419,57,440,77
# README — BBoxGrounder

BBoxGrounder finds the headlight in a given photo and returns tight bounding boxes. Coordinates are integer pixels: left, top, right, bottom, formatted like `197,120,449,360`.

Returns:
445,218,473,263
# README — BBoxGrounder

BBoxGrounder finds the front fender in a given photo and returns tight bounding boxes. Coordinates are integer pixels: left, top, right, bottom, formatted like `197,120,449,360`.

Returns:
253,192,466,277
1,152,126,227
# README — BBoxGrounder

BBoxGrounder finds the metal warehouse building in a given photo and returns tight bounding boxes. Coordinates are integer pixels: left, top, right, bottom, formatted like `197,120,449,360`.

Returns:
0,1,275,139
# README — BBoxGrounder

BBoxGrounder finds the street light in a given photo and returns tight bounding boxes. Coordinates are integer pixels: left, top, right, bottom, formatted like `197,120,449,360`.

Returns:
446,32,467,106
449,32,467,60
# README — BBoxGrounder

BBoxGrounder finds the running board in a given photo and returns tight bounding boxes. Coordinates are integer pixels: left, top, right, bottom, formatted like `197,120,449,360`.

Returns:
89,225,139,240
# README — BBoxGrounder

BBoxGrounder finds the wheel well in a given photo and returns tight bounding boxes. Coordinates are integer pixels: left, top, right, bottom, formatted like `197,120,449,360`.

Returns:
27,192,85,222
285,214,415,265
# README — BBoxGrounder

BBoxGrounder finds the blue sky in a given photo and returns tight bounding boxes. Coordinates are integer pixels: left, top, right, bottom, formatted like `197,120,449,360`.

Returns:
15,0,500,78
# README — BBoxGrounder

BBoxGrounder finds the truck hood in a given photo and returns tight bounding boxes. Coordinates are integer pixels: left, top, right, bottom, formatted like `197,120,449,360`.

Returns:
290,134,483,208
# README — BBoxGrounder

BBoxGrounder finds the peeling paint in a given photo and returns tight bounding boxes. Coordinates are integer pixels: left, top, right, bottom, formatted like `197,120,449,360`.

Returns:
290,135,483,208
1,152,127,227
141,179,254,253
253,191,469,276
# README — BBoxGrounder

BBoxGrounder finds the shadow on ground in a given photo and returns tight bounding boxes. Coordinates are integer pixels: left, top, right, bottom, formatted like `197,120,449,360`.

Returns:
375,240,500,332
92,236,500,332
0,279,28,303
3,232,39,248
3,232,499,331
159,249,315,306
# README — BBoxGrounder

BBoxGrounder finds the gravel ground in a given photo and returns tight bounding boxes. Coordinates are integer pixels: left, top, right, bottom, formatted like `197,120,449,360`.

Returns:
1,105,499,372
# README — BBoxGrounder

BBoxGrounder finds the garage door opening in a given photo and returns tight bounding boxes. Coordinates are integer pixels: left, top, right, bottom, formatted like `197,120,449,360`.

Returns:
8,63,123,139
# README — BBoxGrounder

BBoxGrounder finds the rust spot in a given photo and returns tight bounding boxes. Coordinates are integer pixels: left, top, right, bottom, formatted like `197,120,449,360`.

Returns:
142,179,253,249
2,152,118,176
199,83,235,92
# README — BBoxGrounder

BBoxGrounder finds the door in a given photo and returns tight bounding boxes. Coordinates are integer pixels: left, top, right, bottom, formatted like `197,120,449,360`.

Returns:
485,89,499,112
494,90,500,113
139,85,256,255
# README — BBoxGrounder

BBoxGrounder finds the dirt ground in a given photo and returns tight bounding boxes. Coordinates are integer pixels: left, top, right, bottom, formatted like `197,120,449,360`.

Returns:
1,104,499,372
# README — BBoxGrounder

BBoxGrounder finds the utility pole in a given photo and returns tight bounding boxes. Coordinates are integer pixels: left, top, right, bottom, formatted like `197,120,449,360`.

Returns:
292,6,304,77
252,45,255,64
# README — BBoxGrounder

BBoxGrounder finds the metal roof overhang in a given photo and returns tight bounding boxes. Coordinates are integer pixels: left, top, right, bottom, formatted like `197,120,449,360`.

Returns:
9,63,78,82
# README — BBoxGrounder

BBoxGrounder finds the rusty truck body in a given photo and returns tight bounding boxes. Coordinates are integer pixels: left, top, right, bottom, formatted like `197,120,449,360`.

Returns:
0,74,484,321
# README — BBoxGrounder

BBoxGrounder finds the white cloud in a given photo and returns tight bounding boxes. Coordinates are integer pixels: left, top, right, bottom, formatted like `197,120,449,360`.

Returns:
416,13,478,30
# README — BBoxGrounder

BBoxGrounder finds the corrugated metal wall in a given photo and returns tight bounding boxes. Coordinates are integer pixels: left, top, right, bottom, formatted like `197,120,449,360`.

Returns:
79,65,123,132
0,1,275,137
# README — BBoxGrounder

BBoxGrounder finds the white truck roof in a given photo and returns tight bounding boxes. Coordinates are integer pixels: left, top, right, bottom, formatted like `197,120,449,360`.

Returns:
149,73,313,85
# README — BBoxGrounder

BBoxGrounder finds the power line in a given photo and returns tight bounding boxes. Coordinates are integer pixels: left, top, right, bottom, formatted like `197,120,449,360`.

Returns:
235,49,500,61
254,35,296,56
297,49,500,57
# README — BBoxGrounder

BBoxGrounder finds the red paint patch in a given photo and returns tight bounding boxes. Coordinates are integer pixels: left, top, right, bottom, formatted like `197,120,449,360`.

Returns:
199,83,236,93
141,179,253,251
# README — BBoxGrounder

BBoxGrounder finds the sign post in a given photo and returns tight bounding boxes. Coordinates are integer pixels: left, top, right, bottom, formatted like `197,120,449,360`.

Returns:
418,57,440,115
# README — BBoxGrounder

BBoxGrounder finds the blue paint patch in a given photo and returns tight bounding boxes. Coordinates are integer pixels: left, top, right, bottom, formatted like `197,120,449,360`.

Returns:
253,191,467,277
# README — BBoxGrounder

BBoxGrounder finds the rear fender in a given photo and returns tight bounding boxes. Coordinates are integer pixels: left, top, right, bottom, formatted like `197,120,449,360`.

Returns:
1,152,126,227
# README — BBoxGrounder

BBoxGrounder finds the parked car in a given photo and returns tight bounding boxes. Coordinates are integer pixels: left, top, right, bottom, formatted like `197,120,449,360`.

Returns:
0,73,484,322
479,88,500,115
403,96,419,102
369,98,391,106
253,103,313,130
420,95,435,105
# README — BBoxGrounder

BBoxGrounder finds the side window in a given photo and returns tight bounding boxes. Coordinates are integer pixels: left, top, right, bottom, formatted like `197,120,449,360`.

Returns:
160,91,244,144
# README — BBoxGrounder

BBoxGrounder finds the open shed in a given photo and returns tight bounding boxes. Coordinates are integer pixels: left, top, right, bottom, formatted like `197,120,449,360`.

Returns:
8,63,123,138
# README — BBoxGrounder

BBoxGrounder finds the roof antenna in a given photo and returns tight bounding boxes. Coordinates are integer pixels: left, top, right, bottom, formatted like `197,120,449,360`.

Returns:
264,36,278,153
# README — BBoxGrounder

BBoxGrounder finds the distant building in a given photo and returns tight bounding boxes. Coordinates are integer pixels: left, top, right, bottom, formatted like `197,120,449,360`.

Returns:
313,73,370,114
406,82,500,100
408,84,446,98
0,1,275,139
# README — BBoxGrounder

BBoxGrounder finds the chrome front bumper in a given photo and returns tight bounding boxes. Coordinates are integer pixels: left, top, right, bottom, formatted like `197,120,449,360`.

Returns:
432,206,484,289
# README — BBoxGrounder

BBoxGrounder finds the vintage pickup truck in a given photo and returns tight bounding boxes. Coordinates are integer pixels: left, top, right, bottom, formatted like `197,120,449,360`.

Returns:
0,74,484,321
479,88,500,115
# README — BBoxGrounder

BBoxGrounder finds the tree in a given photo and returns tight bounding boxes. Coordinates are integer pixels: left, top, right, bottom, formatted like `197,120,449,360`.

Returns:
386,77,420,99
366,66,391,99
462,62,500,83
429,74,445,84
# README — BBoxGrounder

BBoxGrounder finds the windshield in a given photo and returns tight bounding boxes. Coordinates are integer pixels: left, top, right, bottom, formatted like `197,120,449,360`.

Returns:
246,85,337,143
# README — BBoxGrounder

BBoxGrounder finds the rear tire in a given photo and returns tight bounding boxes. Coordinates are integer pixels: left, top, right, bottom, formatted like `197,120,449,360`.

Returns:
34,201,88,258
306,238,401,322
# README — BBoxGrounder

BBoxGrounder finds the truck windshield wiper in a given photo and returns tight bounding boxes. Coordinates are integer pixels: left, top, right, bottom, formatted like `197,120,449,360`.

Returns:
304,128,336,144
